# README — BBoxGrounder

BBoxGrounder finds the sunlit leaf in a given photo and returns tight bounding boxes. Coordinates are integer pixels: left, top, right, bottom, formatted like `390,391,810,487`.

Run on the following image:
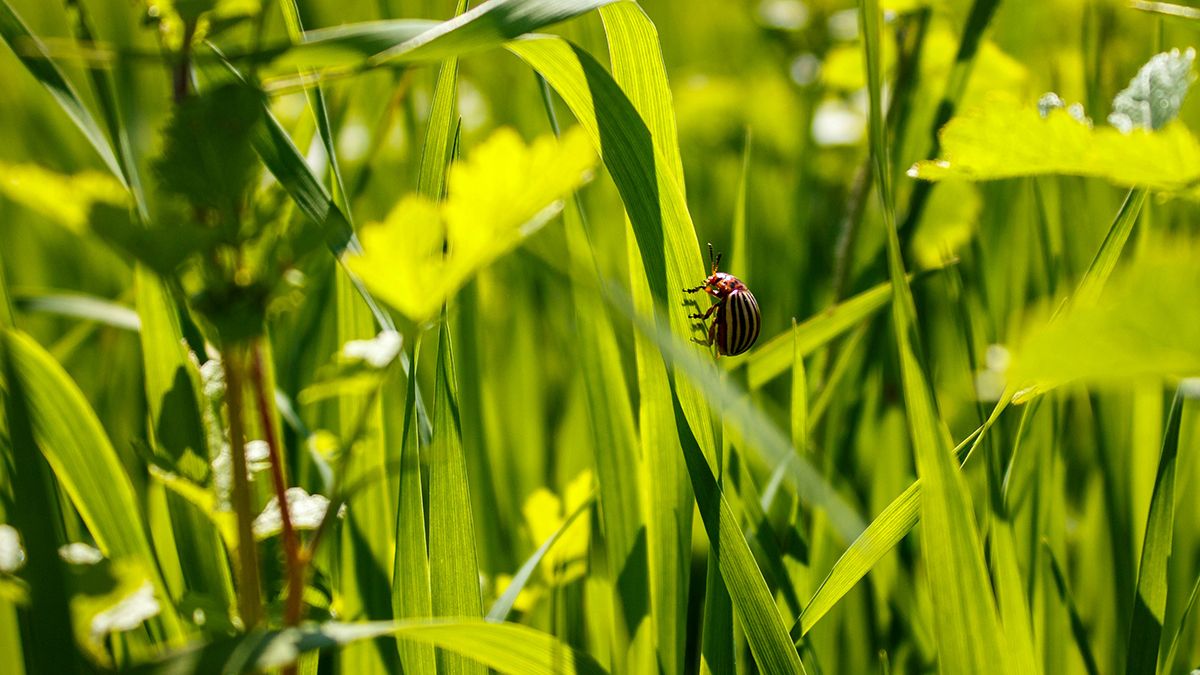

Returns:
348,127,597,321
1009,239,1200,392
910,99,1200,194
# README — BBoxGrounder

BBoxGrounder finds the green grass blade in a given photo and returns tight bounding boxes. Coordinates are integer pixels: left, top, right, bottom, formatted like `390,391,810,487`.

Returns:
744,280,895,390
1125,388,1185,674
674,396,806,675
134,267,234,607
1045,542,1102,675
1,329,183,638
860,0,1010,671
0,263,82,672
11,289,139,331
392,337,435,674
141,620,609,675
0,0,122,179
429,313,485,675
1073,188,1146,307
1161,572,1200,673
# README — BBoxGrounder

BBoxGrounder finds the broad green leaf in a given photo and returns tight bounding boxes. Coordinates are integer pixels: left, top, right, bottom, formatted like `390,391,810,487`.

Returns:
909,100,1200,194
347,127,597,322
1108,48,1195,132
0,0,122,179
139,620,607,674
743,278,895,390
428,314,485,675
1125,389,1186,674
861,0,1012,671
1009,241,1200,392
1,330,183,639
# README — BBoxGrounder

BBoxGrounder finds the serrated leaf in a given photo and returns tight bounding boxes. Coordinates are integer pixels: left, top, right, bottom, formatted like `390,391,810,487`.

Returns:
911,99,1200,194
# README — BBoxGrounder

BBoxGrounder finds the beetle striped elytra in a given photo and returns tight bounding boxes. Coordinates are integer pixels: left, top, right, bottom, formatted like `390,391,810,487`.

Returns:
684,243,761,357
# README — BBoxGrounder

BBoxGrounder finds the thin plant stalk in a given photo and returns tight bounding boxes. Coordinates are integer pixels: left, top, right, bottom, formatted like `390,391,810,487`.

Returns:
224,344,264,629
250,340,304,626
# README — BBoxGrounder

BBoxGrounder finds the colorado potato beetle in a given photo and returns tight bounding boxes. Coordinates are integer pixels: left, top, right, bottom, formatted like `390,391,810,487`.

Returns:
684,243,761,357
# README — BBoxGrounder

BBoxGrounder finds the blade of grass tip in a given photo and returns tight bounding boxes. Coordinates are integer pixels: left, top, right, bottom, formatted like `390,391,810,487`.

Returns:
429,309,485,675
0,0,123,179
1072,188,1146,307
861,0,1011,671
11,290,140,331
488,494,596,622
392,336,435,674
1044,542,1102,675
1125,387,1186,675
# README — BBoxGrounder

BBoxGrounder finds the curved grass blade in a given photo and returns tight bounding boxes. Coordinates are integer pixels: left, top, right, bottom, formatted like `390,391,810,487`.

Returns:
1161,572,1200,673
139,620,608,675
1,329,183,638
11,290,139,331
1125,388,1186,675
0,0,122,179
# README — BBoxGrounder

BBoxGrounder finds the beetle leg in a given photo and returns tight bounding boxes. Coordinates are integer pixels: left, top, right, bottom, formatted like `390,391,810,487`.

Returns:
689,298,721,321
707,318,720,358
683,283,707,293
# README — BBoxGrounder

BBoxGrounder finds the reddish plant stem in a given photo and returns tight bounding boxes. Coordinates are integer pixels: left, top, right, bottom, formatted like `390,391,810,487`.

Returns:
172,19,196,103
249,340,306,627
224,345,263,629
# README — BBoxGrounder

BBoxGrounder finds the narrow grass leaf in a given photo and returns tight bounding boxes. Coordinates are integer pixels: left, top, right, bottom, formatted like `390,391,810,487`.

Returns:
0,0,122,179
1045,543,1102,675
12,290,139,332
1125,388,1186,674
429,313,485,675
141,620,608,675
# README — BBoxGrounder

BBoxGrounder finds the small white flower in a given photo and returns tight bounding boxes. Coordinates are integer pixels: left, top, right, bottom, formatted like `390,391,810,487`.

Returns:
0,524,24,573
90,581,160,641
59,542,104,565
342,330,402,369
244,440,272,473
199,357,225,400
253,488,336,539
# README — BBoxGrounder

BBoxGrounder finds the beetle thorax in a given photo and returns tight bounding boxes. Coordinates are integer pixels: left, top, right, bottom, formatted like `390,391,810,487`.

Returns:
707,272,746,297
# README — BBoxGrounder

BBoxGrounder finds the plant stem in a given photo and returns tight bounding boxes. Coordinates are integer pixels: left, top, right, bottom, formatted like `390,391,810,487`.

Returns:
224,344,263,629
249,340,305,626
172,19,196,103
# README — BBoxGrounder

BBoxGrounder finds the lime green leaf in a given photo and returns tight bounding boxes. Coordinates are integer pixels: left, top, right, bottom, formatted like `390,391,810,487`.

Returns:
1009,240,1200,392
1125,389,1186,675
348,127,597,321
910,99,1200,194
1108,48,1195,132
148,466,238,551
68,558,159,665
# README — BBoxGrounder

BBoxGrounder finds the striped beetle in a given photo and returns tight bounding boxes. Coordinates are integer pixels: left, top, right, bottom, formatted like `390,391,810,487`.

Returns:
684,243,761,357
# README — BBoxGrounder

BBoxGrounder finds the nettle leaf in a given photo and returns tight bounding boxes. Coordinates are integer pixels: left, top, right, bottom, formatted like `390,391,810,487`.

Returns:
1108,47,1196,132
348,127,597,321
154,83,262,227
1008,238,1200,393
910,99,1200,194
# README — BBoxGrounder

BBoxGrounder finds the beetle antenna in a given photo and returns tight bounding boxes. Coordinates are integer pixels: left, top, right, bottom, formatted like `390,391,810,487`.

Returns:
712,251,722,274
707,242,715,272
